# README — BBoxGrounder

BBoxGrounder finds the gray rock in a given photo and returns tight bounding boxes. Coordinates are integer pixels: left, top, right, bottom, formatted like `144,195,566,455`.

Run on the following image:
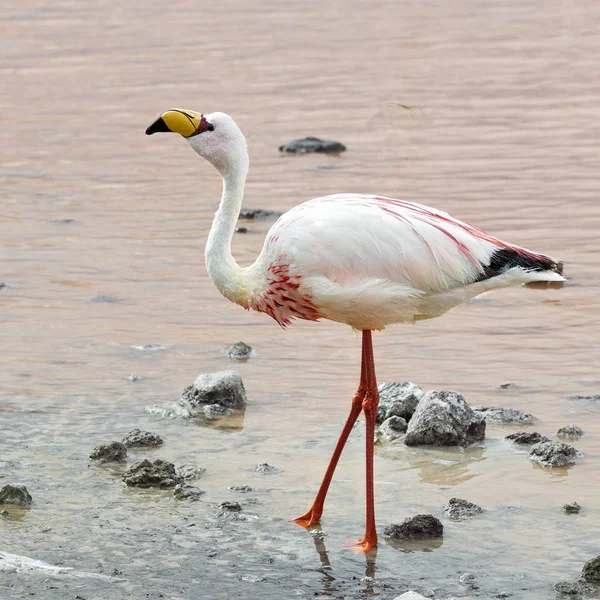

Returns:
253,463,280,475
393,593,430,600
404,391,485,447
377,381,424,424
226,341,253,360
229,485,254,492
472,405,537,425
383,514,443,540
279,137,346,154
238,208,283,220
235,226,248,233
557,425,585,440
176,464,207,481
554,579,596,595
123,459,183,488
377,416,408,443
89,442,127,463
220,501,242,512
173,484,205,501
583,556,600,582
0,484,32,507
127,374,141,382
121,429,163,448
506,431,550,445
180,370,247,412
459,572,478,588
529,441,582,467
564,502,581,515
202,404,234,419
132,343,168,352
568,395,600,403
91,295,122,303
444,497,484,520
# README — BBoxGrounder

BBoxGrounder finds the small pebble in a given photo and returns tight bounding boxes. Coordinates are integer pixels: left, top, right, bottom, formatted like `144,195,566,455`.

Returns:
253,463,280,475
235,226,248,233
225,341,254,360
128,374,141,382
564,502,581,515
229,485,254,492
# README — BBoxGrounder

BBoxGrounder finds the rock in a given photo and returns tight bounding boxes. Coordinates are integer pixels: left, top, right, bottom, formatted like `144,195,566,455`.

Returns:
90,295,122,303
404,391,485,447
220,501,242,512
383,514,443,540
238,208,283,220
180,370,247,413
568,395,600,403
499,382,517,389
564,502,581,515
235,226,248,233
229,485,254,492
472,405,537,424
253,463,280,475
557,425,584,440
173,484,205,501
127,374,141,382
0,484,33,507
554,580,596,596
279,137,346,154
122,459,183,488
176,464,207,481
202,404,234,419
89,442,127,463
377,416,407,443
377,382,424,424
132,343,168,352
444,497,484,521
582,556,600,582
506,431,550,445
121,429,163,448
393,593,430,600
529,441,582,467
459,572,478,588
225,341,253,360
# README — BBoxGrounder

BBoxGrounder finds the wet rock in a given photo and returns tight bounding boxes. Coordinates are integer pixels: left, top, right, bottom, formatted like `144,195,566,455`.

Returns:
235,226,248,233
127,374,141,382
253,463,280,475
583,556,600,582
180,370,247,413
225,341,254,360
557,425,584,440
393,593,430,600
568,395,600,403
499,382,517,389
132,343,168,352
173,484,205,501
0,484,32,507
238,208,283,220
220,501,242,512
121,429,163,448
202,404,234,419
472,405,537,424
377,381,424,424
229,485,254,492
506,431,550,445
122,459,183,488
564,502,581,515
529,441,582,467
383,514,443,540
444,497,484,520
279,137,346,154
459,572,478,588
404,391,485,447
89,442,127,463
91,295,122,303
176,464,207,481
377,416,407,443
554,580,596,596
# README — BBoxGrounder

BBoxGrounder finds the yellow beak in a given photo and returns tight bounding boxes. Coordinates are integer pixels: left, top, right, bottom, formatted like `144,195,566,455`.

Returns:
145,108,203,137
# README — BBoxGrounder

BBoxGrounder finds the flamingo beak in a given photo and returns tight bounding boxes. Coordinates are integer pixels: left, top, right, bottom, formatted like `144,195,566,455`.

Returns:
145,109,203,137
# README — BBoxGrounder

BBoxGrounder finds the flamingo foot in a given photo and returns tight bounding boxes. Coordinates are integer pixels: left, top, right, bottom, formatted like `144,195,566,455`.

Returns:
291,508,322,528
344,536,378,554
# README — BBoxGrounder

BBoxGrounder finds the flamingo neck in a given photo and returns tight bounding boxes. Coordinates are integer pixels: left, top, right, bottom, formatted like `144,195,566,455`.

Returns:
205,160,249,305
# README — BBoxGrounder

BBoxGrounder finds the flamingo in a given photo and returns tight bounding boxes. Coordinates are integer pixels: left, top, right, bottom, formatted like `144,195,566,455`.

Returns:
145,109,565,553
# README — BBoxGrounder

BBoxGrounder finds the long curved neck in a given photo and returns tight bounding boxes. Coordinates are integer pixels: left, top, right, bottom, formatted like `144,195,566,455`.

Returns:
205,160,249,303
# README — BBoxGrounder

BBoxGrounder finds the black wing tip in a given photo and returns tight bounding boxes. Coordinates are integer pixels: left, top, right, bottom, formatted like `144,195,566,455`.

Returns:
479,248,564,281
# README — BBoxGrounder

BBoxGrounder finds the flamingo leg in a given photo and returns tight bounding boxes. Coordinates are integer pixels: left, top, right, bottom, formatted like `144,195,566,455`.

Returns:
292,332,370,528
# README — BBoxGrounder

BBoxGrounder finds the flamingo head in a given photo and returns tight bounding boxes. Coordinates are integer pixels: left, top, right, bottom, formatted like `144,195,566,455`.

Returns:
146,109,248,175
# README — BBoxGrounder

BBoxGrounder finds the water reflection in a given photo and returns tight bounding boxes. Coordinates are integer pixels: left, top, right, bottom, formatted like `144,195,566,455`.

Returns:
384,536,444,553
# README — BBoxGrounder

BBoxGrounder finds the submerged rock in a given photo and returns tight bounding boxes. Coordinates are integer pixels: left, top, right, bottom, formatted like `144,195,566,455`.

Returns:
235,226,248,233
506,431,550,445
557,425,585,440
0,484,32,507
226,341,254,360
121,429,163,448
123,459,182,488
220,501,242,512
238,208,283,220
180,370,247,413
376,416,408,443
278,137,346,154
583,556,600,582
568,395,600,403
253,463,280,475
554,580,596,596
383,514,443,540
444,497,484,521
89,442,127,463
529,441,582,467
229,485,254,493
173,484,205,501
377,382,424,424
202,404,234,419
404,391,485,447
91,295,122,303
132,343,168,352
564,502,581,515
459,572,478,588
176,464,207,481
472,405,537,425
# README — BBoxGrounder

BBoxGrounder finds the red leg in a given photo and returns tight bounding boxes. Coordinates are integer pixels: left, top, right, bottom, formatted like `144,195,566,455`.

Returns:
293,333,370,528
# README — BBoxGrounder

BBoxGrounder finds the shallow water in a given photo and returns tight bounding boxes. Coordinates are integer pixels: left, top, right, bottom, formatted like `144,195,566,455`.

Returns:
1,0,600,598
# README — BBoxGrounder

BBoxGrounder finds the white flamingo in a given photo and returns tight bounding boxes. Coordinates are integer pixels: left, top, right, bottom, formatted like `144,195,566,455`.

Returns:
146,109,565,553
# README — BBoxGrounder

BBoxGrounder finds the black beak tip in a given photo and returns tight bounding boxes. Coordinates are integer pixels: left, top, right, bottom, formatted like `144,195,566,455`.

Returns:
145,117,170,136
